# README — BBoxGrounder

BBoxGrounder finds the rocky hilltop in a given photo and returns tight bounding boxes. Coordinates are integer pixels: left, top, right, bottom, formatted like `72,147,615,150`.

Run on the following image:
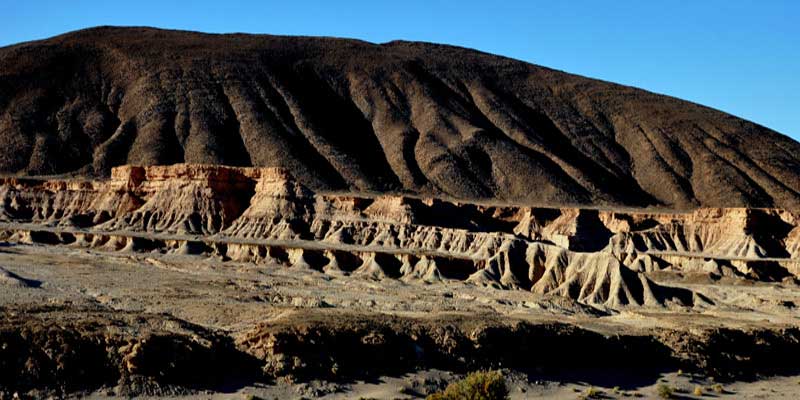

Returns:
2,27,800,208
2,163,798,308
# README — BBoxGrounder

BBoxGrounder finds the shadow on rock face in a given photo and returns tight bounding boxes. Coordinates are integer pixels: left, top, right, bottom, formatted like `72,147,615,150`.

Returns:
0,307,265,397
235,312,678,384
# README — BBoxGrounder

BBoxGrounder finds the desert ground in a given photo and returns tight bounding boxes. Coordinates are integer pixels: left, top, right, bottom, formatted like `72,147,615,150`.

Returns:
2,242,800,399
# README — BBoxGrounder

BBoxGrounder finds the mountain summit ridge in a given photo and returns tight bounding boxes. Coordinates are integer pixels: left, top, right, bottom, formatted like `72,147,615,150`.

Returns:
1,26,799,209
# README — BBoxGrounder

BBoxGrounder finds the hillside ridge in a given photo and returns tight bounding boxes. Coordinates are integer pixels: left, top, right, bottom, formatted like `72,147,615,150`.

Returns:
1,26,799,209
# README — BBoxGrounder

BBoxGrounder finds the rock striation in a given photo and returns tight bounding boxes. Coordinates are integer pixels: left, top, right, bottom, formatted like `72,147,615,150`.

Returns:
2,164,798,308
2,27,800,209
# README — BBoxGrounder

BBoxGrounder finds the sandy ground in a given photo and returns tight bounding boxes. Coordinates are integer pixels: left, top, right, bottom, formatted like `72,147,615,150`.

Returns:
1,242,799,399
79,370,800,399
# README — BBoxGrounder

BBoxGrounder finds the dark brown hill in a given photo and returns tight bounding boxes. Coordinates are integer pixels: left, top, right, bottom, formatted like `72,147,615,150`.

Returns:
1,26,799,209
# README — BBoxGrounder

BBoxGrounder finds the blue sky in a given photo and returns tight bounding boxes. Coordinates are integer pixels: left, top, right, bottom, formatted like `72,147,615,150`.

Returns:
2,0,798,140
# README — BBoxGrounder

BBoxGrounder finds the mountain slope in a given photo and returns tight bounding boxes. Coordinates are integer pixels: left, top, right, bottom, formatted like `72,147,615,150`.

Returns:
1,26,799,209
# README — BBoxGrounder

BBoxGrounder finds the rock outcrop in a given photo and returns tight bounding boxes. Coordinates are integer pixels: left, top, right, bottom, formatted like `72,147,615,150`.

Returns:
2,164,798,308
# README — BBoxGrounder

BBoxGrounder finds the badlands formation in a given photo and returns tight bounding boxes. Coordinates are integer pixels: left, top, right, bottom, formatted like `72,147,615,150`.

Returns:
0,163,799,397
4,164,799,306
1,27,800,398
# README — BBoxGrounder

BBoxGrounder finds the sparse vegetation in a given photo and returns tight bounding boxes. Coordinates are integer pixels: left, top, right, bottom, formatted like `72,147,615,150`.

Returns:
399,386,416,395
426,370,509,400
657,383,675,398
577,386,605,399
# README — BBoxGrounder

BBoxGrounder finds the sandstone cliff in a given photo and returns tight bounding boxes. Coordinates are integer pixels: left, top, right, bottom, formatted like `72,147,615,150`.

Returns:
1,164,797,308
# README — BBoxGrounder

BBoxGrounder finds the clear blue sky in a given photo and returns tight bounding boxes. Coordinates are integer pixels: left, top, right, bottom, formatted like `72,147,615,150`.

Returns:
2,0,798,140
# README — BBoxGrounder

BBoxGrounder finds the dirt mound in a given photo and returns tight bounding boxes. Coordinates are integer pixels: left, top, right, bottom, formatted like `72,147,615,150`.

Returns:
4,307,798,395
2,27,800,209
237,310,800,382
235,311,676,382
0,306,260,397
527,245,705,308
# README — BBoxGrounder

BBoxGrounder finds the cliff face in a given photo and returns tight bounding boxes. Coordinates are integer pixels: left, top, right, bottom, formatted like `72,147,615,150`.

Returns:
1,164,798,308
1,27,800,208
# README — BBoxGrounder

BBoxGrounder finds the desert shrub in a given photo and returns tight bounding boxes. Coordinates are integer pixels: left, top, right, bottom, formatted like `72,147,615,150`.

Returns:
583,386,603,398
656,383,674,398
426,370,509,400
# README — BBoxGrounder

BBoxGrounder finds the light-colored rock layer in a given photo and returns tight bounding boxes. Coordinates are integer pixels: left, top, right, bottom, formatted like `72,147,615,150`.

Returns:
1,164,798,307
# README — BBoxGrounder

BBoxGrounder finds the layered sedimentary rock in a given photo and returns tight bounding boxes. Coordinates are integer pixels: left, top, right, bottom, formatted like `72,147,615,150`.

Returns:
1,164,799,308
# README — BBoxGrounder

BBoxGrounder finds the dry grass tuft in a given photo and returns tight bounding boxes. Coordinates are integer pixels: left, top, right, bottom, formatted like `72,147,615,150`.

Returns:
426,370,509,400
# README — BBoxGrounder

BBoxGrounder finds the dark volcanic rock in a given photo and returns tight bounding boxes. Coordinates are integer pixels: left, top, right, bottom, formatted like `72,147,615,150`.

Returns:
1,26,799,209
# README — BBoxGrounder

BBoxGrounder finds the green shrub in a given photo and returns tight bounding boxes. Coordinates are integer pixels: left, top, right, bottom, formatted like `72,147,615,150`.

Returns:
426,370,509,400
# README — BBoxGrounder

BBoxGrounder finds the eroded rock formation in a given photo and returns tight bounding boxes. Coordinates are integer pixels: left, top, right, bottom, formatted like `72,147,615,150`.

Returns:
2,164,798,309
